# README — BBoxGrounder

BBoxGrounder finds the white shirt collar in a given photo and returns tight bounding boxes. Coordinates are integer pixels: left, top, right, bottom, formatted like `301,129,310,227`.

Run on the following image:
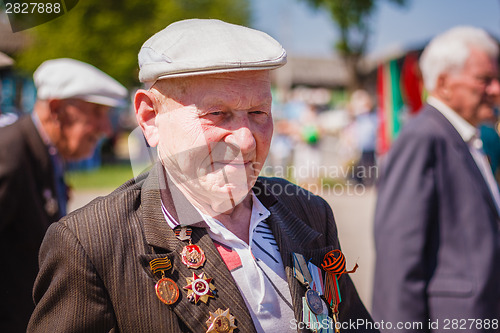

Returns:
427,96,477,142
161,190,271,244
196,192,270,247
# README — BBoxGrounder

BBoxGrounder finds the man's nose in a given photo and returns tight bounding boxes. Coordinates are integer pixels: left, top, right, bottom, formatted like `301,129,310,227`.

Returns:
487,77,500,97
225,119,256,155
99,114,113,138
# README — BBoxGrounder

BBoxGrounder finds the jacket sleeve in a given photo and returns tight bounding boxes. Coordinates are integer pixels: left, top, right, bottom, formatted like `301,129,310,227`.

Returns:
27,222,117,332
372,131,438,330
0,143,21,233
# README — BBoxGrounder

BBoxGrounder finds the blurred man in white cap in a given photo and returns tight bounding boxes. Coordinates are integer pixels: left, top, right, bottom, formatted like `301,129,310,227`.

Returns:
29,20,376,333
0,58,127,332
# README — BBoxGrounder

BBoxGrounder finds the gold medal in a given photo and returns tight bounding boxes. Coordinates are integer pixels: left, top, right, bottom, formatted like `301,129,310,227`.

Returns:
206,308,237,333
149,257,179,305
181,244,206,269
155,277,179,305
184,272,216,304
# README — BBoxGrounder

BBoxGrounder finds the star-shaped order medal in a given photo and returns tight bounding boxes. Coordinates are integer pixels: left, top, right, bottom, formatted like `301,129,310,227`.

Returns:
206,308,237,333
184,272,216,304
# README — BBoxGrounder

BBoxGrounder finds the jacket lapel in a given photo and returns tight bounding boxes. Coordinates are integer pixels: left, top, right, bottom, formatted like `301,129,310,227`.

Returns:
253,180,330,332
140,164,256,333
428,106,500,219
19,116,60,222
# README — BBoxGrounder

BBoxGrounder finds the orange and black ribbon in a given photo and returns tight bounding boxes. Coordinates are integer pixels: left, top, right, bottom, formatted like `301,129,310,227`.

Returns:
150,257,173,277
321,250,358,313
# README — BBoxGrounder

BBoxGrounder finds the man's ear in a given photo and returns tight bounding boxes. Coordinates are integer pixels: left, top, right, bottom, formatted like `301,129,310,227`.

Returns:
135,89,160,147
47,99,64,121
435,73,451,101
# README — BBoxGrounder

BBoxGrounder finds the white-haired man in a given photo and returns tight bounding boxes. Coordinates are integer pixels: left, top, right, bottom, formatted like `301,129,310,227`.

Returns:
28,19,377,333
373,26,500,332
0,58,127,332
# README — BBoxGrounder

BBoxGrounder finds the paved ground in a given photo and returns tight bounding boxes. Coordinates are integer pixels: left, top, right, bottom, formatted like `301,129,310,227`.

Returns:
68,185,377,311
323,187,376,311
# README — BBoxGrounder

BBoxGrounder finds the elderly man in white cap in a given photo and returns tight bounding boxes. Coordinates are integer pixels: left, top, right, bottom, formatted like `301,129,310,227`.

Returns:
0,58,126,333
28,20,375,333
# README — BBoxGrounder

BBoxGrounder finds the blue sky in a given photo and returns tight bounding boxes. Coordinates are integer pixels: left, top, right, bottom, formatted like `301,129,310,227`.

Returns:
250,0,500,58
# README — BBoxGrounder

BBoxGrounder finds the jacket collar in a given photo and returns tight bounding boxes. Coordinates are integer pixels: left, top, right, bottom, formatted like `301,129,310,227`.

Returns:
425,104,500,220
19,116,61,221
252,179,325,332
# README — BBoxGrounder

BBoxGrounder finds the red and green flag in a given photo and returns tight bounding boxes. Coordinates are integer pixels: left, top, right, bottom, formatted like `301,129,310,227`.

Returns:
377,59,404,155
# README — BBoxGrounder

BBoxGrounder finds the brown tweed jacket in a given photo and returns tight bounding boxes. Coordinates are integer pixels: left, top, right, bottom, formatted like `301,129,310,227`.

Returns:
28,163,375,332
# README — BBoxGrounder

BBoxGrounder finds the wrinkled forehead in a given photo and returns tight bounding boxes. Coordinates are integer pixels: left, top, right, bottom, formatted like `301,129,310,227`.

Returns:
151,70,272,105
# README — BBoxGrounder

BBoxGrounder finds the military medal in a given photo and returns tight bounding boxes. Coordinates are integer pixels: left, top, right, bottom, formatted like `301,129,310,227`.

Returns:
306,289,325,315
293,253,332,333
43,188,59,216
181,244,206,269
322,249,358,333
184,272,216,304
175,226,206,269
155,278,179,305
206,308,237,333
149,257,180,305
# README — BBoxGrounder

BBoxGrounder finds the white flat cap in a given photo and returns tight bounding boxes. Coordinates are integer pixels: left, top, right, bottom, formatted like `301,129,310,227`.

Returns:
34,58,128,107
138,19,287,83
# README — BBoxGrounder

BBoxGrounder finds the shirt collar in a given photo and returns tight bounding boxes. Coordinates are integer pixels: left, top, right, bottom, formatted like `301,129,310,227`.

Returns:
427,96,477,142
161,186,270,244
31,112,59,155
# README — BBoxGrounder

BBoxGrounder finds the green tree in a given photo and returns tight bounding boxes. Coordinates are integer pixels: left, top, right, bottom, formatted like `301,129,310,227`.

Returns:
302,0,408,90
15,0,250,87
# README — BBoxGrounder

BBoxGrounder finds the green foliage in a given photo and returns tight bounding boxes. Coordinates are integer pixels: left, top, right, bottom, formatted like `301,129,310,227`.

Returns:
301,0,408,89
66,164,134,189
14,0,250,87
303,0,407,57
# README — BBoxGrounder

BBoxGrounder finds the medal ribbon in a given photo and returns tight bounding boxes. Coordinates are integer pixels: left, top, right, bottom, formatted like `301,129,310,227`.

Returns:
321,250,358,313
292,252,313,286
174,226,192,242
150,257,173,275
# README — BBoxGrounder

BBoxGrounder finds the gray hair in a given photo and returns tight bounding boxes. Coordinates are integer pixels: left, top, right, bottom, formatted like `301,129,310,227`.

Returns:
419,26,498,92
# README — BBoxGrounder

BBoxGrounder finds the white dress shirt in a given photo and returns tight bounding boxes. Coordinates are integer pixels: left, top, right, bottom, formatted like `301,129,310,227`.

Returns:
428,96,500,215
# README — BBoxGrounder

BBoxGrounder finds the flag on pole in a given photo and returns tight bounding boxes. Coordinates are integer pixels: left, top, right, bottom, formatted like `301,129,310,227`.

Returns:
377,59,404,156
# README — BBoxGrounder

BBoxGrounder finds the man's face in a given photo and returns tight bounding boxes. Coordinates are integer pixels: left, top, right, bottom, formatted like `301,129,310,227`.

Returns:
56,99,112,161
446,48,500,126
153,71,273,212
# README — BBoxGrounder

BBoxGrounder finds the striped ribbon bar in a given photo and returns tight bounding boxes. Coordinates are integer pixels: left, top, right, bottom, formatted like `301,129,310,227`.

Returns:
149,257,172,275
